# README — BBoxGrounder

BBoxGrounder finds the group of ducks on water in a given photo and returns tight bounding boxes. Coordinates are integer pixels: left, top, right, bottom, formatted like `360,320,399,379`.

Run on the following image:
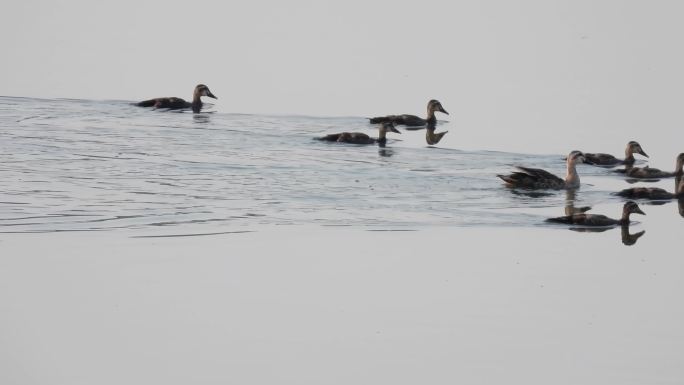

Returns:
136,84,449,146
136,84,683,232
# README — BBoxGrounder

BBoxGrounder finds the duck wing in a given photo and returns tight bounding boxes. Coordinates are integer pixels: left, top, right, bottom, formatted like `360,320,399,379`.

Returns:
616,187,674,200
497,167,564,189
137,97,190,109
626,166,673,178
546,214,616,226
369,114,426,127
584,152,620,166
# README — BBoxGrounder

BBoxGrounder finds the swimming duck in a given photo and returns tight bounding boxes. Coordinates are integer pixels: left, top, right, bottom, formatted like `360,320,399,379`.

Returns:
617,152,684,179
497,151,586,189
582,141,648,166
425,127,448,145
136,84,217,113
369,100,448,127
615,177,684,200
546,201,645,226
316,122,401,145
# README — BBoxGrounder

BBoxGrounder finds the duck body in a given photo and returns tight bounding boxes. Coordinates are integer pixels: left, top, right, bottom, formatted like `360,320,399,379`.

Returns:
616,176,684,200
369,100,448,127
546,201,645,227
615,187,677,200
582,141,648,166
616,152,684,179
498,151,585,190
316,122,400,145
136,84,217,113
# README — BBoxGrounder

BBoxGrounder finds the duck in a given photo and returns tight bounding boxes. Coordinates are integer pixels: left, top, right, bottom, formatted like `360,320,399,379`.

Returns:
425,127,448,145
582,141,648,166
546,201,645,226
136,84,217,113
369,100,448,127
615,177,684,200
497,151,586,189
315,122,401,145
616,152,684,179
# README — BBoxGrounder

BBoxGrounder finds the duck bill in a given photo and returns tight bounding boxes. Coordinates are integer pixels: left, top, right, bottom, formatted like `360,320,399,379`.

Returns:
206,90,217,99
439,107,449,115
634,207,646,215
638,149,648,158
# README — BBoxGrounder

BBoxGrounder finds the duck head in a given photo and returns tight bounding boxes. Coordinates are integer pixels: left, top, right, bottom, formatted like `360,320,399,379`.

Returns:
428,99,449,115
566,151,586,164
623,201,646,217
626,141,648,158
194,84,217,99
380,122,401,135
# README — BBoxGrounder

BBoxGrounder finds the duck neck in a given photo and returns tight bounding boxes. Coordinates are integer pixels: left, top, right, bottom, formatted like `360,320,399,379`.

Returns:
565,160,580,187
619,209,632,225
191,93,203,113
426,108,437,125
675,157,684,176
377,129,388,144
623,151,635,165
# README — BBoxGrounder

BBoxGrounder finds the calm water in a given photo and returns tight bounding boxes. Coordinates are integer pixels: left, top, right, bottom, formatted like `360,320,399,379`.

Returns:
1,96,681,238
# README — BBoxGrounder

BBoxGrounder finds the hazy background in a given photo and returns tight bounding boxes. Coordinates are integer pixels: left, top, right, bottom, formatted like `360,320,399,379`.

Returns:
1,0,683,155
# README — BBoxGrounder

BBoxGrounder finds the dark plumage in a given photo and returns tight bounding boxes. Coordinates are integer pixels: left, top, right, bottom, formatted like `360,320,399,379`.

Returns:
315,122,401,145
136,84,217,113
582,141,648,166
615,177,684,200
369,100,448,127
546,201,645,226
498,151,585,189
616,153,684,179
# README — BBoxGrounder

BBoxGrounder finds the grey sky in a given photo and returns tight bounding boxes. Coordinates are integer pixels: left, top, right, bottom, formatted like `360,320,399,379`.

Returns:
2,1,683,154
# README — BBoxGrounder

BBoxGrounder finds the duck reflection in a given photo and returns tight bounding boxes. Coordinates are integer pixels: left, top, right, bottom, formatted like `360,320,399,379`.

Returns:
193,113,212,124
378,148,394,157
564,189,591,215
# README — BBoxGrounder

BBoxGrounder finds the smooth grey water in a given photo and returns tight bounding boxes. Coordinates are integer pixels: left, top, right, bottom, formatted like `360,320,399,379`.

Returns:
0,96,681,236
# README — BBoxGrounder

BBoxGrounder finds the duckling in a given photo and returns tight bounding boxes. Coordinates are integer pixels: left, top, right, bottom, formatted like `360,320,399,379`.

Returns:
582,141,648,166
617,152,684,179
497,151,586,189
136,84,217,113
546,201,645,226
615,177,684,200
369,100,448,127
316,122,401,145
425,127,448,145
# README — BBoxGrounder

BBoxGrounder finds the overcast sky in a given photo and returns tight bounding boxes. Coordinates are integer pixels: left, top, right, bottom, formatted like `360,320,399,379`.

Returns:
2,1,683,154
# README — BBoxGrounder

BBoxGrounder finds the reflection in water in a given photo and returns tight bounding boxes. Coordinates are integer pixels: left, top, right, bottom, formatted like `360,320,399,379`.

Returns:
568,225,645,246
193,114,212,124
679,199,684,218
621,226,645,246
564,189,591,215
378,148,394,157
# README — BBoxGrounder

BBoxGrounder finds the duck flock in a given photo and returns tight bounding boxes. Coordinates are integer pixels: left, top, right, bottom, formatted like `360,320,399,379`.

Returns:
136,84,684,233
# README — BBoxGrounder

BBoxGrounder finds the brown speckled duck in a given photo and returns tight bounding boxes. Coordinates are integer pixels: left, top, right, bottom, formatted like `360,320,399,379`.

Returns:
617,152,684,179
136,84,217,113
615,177,684,200
498,151,585,189
316,122,401,145
582,141,648,166
546,201,645,226
369,100,448,127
